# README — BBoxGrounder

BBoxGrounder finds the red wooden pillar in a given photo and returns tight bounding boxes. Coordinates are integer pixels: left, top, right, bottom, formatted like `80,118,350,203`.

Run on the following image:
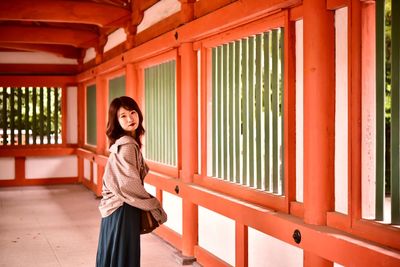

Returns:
96,76,107,155
126,63,138,100
303,0,335,266
179,42,198,258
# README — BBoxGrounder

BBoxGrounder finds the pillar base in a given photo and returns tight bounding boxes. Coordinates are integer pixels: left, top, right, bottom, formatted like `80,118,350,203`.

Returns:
173,251,197,265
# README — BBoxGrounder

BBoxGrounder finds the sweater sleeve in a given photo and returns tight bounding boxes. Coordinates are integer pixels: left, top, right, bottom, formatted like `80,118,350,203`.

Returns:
106,142,160,210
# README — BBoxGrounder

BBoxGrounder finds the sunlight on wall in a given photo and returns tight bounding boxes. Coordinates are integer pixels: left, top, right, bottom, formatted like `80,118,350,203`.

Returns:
26,156,77,178
67,86,78,144
248,227,303,267
334,7,349,214
198,207,235,265
295,19,304,203
163,191,183,234
0,158,15,180
138,0,181,33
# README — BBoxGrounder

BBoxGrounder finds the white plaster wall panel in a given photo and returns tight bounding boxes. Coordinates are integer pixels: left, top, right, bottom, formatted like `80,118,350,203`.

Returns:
144,183,156,196
198,206,235,266
0,52,77,64
163,191,182,234
0,158,15,180
248,227,303,267
138,0,181,33
84,159,91,181
93,163,98,185
84,48,96,63
25,156,77,179
361,4,377,220
334,7,348,214
67,86,78,144
295,19,304,203
104,28,126,52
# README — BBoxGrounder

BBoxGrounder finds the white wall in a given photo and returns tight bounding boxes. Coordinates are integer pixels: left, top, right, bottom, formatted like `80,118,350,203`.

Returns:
84,159,91,181
138,0,181,33
295,19,304,203
334,7,349,214
0,158,15,180
67,86,78,144
198,206,235,265
163,191,183,234
25,156,77,179
248,227,303,267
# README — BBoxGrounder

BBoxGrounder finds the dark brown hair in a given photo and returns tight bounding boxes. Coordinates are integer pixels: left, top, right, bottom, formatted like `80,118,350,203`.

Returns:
106,96,145,148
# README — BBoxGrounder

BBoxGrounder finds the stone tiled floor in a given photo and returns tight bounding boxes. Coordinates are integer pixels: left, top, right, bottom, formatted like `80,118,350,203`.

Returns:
0,184,183,267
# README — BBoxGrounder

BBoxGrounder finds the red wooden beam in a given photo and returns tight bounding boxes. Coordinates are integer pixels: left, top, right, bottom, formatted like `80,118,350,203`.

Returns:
0,0,130,27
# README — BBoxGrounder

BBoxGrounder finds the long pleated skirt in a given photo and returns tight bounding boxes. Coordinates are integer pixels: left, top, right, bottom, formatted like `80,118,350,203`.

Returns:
96,203,141,267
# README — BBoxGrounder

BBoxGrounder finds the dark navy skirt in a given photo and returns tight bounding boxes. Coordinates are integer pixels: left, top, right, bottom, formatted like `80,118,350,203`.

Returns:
96,203,141,267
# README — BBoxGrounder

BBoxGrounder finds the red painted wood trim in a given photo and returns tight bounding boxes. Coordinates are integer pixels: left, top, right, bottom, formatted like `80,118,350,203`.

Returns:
0,147,76,157
0,76,76,87
193,174,287,212
284,10,297,211
0,177,78,187
348,0,362,226
235,222,248,267
194,246,230,267
289,4,303,21
303,0,335,225
327,0,349,10
290,201,304,218
146,161,179,179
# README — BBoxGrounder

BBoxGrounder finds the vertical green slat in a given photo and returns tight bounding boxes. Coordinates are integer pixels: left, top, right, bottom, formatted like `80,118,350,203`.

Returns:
152,67,156,161
212,48,217,177
2,87,7,145
223,44,228,180
39,87,44,144
248,36,255,187
217,46,223,178
255,34,262,189
160,64,165,163
145,69,150,159
272,30,279,193
17,88,22,145
25,87,30,144
168,61,173,165
264,32,271,191
376,0,385,220
172,61,177,166
10,88,15,145
158,65,162,163
32,88,37,144
234,41,241,184
229,42,235,182
242,38,248,185
54,88,59,144
391,0,400,224
47,87,51,143
163,63,168,165
279,28,285,194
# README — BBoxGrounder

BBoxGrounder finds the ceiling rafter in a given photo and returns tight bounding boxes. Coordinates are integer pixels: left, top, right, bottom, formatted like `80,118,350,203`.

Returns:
0,25,98,48
0,0,131,27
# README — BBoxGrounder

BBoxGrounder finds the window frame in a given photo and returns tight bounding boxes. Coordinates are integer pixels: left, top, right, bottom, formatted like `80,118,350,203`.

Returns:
138,50,180,179
194,11,296,213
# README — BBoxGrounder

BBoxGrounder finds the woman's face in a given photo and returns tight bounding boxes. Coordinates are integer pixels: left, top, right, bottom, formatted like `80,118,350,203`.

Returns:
117,106,139,135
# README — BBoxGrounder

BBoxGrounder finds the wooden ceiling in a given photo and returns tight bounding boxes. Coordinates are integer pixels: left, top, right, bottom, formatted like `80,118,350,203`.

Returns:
0,0,158,62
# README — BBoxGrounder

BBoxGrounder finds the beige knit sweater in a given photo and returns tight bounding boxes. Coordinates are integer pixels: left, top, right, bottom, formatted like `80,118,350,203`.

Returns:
98,135,167,224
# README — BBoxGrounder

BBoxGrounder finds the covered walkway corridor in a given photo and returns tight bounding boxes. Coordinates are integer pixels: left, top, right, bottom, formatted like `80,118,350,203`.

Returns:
1,0,400,266
0,184,182,267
